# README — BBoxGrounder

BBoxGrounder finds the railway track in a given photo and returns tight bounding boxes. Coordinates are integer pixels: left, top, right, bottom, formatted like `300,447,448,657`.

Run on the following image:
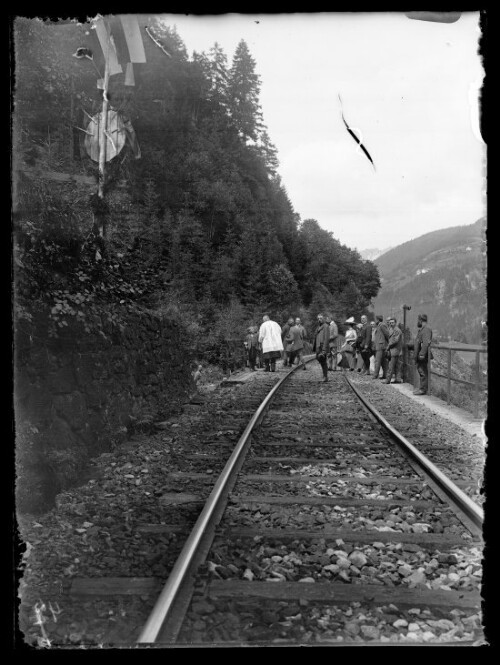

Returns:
131,360,484,646
27,360,484,646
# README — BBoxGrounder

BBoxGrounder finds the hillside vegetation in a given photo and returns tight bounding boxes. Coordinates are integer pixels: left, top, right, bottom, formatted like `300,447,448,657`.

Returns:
372,218,486,344
13,16,380,355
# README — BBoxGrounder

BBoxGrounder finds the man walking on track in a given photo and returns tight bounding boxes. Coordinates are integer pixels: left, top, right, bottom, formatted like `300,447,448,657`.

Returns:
312,313,330,382
259,314,284,373
408,313,433,395
385,316,403,384
358,314,372,375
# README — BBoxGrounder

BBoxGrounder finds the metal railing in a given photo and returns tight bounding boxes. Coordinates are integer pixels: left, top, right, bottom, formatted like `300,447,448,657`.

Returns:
402,342,487,419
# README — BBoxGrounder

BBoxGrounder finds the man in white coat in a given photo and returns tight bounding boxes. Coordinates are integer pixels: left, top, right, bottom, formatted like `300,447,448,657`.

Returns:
258,314,284,372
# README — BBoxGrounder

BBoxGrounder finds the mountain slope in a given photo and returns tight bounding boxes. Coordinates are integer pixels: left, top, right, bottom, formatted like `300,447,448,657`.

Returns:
371,218,486,344
359,246,393,261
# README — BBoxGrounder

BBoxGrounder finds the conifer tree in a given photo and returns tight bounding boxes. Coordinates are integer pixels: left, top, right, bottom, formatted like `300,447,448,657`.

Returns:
254,128,279,176
207,42,230,110
227,40,264,142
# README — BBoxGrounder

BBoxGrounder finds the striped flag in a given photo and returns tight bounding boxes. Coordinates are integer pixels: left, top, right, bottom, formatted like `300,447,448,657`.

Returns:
91,15,146,84
93,17,123,76
119,15,146,63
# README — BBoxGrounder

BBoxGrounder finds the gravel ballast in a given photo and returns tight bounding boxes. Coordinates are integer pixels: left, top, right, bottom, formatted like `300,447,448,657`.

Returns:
16,365,486,647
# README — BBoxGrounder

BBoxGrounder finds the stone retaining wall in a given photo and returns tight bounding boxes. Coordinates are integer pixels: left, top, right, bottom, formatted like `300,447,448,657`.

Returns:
14,308,194,514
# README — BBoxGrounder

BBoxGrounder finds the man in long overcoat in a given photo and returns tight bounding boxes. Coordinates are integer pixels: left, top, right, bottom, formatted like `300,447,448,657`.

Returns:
385,317,403,384
408,313,433,394
372,314,389,379
312,313,330,382
281,317,295,367
258,315,284,372
358,314,373,375
288,321,306,369
326,316,339,371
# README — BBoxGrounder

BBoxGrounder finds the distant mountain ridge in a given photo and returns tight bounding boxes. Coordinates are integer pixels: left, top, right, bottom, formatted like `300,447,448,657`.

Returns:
371,218,486,344
360,246,393,261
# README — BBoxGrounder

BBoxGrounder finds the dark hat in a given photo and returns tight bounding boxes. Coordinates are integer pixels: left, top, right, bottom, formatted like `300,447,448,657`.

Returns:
419,314,428,322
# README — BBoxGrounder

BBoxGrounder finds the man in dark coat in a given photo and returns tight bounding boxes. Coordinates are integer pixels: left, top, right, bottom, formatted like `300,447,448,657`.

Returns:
295,317,307,340
385,317,403,383
281,317,295,367
408,313,433,394
372,314,389,379
358,314,372,375
326,315,339,371
288,320,306,369
312,313,330,382
244,326,260,371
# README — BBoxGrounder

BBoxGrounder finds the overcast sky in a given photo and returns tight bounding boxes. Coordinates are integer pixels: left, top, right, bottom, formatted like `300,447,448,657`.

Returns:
157,12,485,253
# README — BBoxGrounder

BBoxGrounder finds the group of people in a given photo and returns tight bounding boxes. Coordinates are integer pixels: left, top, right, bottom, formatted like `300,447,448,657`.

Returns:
244,315,308,373
336,312,432,393
337,314,405,383
244,311,432,394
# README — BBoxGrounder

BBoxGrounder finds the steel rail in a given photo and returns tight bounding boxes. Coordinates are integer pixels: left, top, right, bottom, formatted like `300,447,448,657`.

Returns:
343,374,484,529
137,358,314,644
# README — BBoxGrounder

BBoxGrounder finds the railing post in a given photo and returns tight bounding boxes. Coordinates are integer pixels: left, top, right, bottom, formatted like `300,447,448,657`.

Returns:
474,351,480,419
447,348,452,405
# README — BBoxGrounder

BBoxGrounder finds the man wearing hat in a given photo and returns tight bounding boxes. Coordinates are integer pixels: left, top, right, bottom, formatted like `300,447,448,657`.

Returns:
408,313,433,395
325,315,339,371
312,313,330,381
358,315,372,374
385,317,403,384
244,326,260,371
372,314,389,379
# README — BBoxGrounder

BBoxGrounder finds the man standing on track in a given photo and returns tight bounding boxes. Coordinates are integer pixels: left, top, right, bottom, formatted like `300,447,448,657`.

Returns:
312,313,330,382
326,315,339,371
408,313,433,395
288,319,306,370
372,314,389,379
281,317,295,367
295,317,307,341
259,314,284,373
369,320,376,373
358,314,372,375
385,317,403,384
244,326,260,372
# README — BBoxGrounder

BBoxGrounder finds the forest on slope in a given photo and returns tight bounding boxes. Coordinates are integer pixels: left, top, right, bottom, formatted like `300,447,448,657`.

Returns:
13,16,380,357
